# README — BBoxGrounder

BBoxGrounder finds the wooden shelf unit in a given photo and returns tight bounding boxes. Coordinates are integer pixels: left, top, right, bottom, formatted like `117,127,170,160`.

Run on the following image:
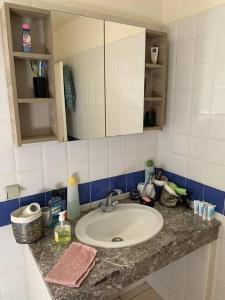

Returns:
144,29,168,131
1,3,60,145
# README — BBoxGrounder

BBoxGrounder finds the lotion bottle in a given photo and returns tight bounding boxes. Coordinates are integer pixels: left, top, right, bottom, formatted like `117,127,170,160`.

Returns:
54,211,71,244
67,176,80,220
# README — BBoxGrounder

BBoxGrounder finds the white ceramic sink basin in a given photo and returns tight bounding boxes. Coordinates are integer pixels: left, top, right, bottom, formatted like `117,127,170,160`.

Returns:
75,204,164,248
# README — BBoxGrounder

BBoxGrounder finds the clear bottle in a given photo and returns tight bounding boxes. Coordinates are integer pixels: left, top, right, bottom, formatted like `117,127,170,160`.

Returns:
48,190,62,225
67,176,80,220
54,211,71,244
145,160,155,181
22,23,32,53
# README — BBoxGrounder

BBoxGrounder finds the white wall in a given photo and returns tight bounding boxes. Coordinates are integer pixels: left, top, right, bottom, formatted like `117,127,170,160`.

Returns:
162,0,225,24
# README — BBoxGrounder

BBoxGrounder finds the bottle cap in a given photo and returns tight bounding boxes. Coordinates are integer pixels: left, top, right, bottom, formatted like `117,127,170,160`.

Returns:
22,23,30,30
146,160,154,167
58,211,66,222
68,176,78,187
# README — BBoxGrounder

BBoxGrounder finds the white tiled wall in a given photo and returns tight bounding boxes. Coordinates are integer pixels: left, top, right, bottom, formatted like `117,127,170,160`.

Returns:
158,5,225,192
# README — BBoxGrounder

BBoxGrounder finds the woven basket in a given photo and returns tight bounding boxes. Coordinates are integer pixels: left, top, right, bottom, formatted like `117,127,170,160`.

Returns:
159,187,179,207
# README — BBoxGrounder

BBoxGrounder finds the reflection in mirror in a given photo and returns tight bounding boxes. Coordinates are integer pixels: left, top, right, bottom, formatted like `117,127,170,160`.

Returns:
105,21,146,136
52,11,105,140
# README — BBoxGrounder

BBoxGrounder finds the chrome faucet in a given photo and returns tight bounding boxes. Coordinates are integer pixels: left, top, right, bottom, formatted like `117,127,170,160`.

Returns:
99,189,122,212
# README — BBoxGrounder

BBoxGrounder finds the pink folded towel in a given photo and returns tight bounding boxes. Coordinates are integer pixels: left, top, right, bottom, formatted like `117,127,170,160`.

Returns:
45,242,97,287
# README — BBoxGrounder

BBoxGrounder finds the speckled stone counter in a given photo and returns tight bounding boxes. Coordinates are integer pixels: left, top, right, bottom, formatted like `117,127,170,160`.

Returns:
28,201,220,300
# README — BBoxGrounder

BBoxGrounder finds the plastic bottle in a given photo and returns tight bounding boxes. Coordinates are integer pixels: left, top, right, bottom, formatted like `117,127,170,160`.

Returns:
67,176,80,220
54,211,71,244
145,160,155,181
22,23,32,53
48,190,62,225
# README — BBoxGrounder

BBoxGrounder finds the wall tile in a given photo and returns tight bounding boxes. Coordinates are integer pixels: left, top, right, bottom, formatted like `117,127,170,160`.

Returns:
173,112,190,134
186,179,204,200
187,158,206,183
178,15,197,41
0,199,19,227
214,62,225,88
109,175,127,193
0,120,13,147
17,169,45,197
156,150,171,170
0,173,17,201
108,136,126,157
19,192,46,208
171,153,187,177
176,65,193,89
0,147,15,175
170,172,186,187
68,161,89,184
188,136,208,161
127,171,144,192
89,138,108,160
142,131,157,150
44,165,68,190
90,158,108,181
193,63,214,89
78,183,91,205
174,89,192,113
211,88,225,114
207,139,225,166
210,115,225,140
67,140,89,163
205,163,225,191
109,154,126,177
191,89,212,114
204,186,225,214
126,134,142,154
14,144,43,172
172,134,188,156
196,8,219,38
195,37,216,64
91,178,110,202
177,40,195,66
190,114,209,137
43,142,67,167
126,153,142,173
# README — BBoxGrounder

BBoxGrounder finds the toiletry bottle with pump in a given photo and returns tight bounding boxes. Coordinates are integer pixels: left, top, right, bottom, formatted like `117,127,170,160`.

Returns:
67,176,80,220
145,160,155,181
48,190,62,225
54,211,71,244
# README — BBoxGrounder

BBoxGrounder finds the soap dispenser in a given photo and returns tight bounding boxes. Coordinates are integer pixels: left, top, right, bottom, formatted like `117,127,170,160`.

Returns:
54,211,71,245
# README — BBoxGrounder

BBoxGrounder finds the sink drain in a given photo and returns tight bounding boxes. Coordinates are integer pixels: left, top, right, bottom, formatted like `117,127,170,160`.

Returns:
112,237,123,242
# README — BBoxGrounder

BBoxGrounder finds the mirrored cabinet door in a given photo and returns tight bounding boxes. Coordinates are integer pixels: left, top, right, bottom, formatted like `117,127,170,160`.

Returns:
52,11,105,140
105,21,146,136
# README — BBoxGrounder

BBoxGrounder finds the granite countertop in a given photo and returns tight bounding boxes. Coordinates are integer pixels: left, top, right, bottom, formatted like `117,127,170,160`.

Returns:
28,200,220,300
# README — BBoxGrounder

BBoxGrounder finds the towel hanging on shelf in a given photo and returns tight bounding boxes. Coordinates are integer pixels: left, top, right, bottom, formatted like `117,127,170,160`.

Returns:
63,64,76,112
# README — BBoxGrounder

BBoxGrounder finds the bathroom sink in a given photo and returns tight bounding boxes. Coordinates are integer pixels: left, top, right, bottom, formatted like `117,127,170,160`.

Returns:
75,204,164,248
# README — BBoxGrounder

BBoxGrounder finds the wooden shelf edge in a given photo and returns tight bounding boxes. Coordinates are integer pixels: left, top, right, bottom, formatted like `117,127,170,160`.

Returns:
144,126,162,131
145,63,165,69
144,97,163,102
17,98,54,104
21,134,57,144
14,51,51,60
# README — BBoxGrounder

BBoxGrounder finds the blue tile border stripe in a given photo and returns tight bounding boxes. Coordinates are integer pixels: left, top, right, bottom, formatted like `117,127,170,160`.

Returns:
0,169,225,227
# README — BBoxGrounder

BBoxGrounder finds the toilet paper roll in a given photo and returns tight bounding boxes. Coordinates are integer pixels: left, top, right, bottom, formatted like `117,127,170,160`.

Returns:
22,203,41,217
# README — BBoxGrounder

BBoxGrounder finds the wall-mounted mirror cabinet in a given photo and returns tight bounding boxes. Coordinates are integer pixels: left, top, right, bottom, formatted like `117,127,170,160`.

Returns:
1,3,167,145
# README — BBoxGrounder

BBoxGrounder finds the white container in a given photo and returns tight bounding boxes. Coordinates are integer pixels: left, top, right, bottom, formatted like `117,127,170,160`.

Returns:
151,47,159,64
67,176,80,220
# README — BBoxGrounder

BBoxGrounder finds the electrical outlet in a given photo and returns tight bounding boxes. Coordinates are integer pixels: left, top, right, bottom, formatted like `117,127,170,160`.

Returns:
6,184,20,199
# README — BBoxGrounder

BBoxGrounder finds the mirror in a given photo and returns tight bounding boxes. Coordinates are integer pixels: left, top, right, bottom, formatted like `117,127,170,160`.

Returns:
52,11,105,140
105,21,146,136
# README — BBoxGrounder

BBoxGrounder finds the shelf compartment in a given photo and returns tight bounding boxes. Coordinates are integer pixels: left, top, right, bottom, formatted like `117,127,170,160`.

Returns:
17,98,53,103
14,51,51,60
18,102,57,142
21,134,56,144
9,4,51,54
